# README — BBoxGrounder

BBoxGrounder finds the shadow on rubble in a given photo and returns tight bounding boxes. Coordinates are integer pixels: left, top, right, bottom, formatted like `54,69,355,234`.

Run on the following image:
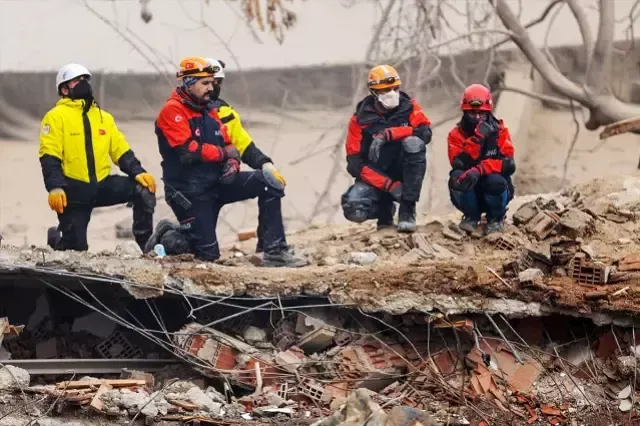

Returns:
0,274,639,424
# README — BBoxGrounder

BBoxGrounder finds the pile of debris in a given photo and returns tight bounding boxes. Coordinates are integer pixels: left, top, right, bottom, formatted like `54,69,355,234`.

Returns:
492,190,640,302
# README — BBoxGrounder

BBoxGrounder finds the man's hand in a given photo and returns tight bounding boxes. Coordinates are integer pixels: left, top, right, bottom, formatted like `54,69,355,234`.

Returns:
369,134,386,163
220,158,241,184
135,172,156,193
455,167,481,191
384,181,403,202
48,188,67,214
474,119,497,140
263,162,286,187
223,145,240,162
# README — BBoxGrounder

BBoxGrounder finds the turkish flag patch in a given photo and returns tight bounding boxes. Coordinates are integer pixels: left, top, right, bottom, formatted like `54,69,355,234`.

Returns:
99,129,106,135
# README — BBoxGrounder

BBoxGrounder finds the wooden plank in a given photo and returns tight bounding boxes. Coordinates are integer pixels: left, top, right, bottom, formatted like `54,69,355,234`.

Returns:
167,399,199,411
56,379,146,390
89,383,113,413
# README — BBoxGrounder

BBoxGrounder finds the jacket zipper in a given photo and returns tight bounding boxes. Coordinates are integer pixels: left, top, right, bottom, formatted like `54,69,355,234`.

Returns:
82,112,98,184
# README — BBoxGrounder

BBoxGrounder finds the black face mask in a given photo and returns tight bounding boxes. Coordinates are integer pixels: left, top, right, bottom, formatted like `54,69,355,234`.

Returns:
461,111,487,135
68,79,94,104
210,84,221,101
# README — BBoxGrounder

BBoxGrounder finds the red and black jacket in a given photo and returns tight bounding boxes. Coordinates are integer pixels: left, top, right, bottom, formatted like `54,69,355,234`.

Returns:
155,89,232,189
344,92,431,191
447,117,515,176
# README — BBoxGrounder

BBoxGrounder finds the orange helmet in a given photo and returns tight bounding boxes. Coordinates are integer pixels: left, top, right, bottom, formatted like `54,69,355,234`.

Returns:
461,84,493,111
368,65,401,90
176,56,216,79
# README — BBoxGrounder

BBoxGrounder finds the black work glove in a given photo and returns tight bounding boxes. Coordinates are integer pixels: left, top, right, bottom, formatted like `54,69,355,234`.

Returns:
368,134,386,163
455,167,481,191
474,119,497,140
384,180,403,202
220,158,241,184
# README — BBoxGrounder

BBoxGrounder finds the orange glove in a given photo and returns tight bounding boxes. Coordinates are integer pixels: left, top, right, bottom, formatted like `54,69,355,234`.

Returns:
262,163,286,187
135,172,156,193
48,188,67,214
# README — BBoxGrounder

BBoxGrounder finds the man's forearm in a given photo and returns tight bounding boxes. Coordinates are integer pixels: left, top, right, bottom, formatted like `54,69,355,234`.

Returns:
40,155,66,192
241,142,273,169
118,150,145,177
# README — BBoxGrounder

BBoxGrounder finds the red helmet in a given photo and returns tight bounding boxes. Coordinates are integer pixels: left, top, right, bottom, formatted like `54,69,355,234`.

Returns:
461,84,493,112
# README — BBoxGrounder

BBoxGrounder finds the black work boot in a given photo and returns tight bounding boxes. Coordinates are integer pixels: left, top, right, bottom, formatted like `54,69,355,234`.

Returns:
143,219,175,254
485,218,505,235
47,226,62,249
397,201,417,233
459,217,480,234
263,248,308,268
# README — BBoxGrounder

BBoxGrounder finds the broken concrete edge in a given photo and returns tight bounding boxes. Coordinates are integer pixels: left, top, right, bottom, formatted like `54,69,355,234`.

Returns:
1,248,640,327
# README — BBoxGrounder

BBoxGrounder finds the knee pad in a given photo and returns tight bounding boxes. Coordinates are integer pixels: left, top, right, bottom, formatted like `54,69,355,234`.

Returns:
483,174,508,195
161,230,190,255
135,184,157,213
342,194,374,224
255,171,285,197
402,136,426,154
343,208,368,223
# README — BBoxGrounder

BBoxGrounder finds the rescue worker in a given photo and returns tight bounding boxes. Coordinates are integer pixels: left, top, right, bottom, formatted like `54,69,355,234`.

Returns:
152,57,305,267
146,58,294,259
40,63,156,252
341,64,432,233
447,84,516,235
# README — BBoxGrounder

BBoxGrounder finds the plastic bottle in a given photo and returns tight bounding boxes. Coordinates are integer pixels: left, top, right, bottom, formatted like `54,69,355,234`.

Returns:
154,244,166,258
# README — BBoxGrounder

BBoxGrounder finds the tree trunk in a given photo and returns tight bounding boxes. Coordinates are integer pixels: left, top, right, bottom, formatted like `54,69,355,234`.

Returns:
492,0,640,130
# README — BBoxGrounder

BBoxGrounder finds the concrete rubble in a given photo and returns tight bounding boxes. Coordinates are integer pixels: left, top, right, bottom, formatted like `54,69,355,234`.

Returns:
4,175,640,423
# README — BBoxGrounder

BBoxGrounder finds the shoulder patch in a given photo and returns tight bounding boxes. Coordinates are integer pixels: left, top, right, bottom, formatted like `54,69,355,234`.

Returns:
220,113,236,124
41,124,51,135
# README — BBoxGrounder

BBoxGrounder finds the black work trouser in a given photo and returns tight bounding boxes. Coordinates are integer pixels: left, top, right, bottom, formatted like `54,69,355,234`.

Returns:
166,171,288,261
54,175,155,252
342,136,427,223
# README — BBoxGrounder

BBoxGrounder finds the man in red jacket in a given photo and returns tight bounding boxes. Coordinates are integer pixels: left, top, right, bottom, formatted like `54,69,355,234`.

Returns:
152,56,305,267
341,64,432,233
447,84,516,235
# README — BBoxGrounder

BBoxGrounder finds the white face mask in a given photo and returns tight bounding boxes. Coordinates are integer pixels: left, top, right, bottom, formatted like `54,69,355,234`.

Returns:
377,89,400,109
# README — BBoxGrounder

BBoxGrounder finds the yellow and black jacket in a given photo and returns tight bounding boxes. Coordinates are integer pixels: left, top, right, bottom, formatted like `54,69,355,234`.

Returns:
39,98,145,191
211,98,272,169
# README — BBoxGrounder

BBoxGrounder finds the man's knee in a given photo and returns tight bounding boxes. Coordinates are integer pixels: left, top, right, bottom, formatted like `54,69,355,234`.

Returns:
134,184,156,213
402,136,426,155
161,229,190,255
448,170,465,192
341,183,378,223
481,173,508,195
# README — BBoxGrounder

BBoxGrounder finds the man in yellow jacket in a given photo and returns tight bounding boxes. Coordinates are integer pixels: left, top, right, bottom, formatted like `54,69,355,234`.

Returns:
39,63,157,252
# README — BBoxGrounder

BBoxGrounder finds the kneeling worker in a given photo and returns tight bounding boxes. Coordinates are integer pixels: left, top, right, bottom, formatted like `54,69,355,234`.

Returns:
40,63,156,251
152,56,305,267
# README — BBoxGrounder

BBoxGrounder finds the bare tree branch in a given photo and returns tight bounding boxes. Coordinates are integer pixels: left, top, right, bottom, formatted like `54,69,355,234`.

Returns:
585,0,614,95
499,86,580,109
566,0,596,66
562,99,581,185
491,0,589,105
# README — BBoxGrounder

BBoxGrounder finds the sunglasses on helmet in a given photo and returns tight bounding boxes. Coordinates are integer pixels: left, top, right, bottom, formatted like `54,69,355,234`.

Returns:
177,64,221,78
467,99,485,107
368,76,399,87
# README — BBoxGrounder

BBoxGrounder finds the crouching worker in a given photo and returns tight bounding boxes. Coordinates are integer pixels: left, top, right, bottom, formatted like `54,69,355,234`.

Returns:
341,65,432,233
152,57,306,267
40,63,156,252
447,84,516,235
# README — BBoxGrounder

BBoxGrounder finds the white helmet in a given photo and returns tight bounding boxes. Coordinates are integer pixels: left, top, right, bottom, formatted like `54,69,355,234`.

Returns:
56,63,92,93
206,58,226,79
